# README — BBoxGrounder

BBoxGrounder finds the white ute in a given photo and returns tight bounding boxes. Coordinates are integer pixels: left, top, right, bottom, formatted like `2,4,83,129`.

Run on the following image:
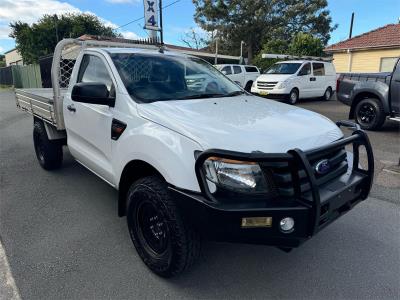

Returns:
215,64,260,91
15,39,374,277
251,60,337,104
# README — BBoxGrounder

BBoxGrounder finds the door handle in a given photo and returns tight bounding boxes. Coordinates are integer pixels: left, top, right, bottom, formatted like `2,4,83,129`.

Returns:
310,77,316,81
67,104,76,112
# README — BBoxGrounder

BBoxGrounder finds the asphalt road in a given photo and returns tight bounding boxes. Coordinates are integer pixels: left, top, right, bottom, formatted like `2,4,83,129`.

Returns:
1,90,399,299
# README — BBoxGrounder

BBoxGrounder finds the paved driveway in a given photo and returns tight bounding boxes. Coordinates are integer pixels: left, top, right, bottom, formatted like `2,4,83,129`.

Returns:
1,90,399,299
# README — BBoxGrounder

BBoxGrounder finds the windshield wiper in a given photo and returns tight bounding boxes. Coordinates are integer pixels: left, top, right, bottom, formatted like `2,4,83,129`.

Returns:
223,90,246,97
177,93,225,100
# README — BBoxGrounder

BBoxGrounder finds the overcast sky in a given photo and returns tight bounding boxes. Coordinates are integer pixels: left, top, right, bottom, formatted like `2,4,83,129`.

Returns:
0,0,399,54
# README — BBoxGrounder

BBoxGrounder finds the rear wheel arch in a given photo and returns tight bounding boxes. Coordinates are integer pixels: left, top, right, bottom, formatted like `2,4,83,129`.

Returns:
118,160,165,217
349,92,386,119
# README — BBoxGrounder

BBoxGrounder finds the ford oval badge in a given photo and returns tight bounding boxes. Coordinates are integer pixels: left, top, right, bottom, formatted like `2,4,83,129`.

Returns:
315,159,330,175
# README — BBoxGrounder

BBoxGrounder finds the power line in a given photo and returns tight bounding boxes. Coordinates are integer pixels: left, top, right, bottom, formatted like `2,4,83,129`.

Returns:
115,0,181,30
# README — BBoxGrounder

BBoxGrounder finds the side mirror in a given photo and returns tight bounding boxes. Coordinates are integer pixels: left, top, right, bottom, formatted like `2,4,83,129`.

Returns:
221,70,227,75
71,82,115,107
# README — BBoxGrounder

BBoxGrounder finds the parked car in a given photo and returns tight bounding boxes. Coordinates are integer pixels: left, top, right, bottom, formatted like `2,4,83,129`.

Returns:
251,60,337,104
336,58,400,130
15,39,374,277
215,64,260,91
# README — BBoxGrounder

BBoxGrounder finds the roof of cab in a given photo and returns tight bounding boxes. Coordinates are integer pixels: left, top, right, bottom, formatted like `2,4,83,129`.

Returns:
87,47,192,58
276,60,332,64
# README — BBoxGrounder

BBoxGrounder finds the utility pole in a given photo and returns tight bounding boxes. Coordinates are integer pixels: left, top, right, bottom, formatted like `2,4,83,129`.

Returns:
214,37,219,65
54,14,59,43
349,12,355,39
240,41,245,64
159,0,163,44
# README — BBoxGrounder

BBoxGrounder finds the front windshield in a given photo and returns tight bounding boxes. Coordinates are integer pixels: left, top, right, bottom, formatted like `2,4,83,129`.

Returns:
110,53,243,103
265,63,302,74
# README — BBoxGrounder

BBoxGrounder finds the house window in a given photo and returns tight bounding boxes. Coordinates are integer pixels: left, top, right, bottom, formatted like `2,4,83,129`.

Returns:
380,57,399,72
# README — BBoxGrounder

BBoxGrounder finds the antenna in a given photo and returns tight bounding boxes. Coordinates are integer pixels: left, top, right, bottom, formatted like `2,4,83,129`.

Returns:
349,12,355,39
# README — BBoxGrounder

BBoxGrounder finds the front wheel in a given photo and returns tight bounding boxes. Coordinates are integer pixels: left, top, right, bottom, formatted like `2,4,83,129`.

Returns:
33,120,63,170
322,87,333,101
126,176,201,277
288,88,299,105
355,98,386,130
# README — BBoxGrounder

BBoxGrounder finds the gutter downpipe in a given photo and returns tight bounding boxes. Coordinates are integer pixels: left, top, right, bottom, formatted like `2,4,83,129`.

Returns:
347,49,353,72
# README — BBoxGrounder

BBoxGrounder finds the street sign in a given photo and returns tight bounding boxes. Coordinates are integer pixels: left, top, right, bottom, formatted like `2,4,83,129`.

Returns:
143,0,160,31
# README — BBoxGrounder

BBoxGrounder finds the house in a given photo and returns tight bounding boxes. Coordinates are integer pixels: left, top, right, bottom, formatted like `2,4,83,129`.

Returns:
4,48,23,66
325,24,400,73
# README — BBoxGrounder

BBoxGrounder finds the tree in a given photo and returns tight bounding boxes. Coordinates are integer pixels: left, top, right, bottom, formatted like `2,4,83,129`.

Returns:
181,27,211,50
9,13,119,64
0,54,5,67
192,0,337,63
253,32,326,72
288,32,324,57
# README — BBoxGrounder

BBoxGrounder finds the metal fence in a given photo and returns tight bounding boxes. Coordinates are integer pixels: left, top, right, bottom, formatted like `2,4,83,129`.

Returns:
0,66,13,85
0,65,43,88
12,65,42,88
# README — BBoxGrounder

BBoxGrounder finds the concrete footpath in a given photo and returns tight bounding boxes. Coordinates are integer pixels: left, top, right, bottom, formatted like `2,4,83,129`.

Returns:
0,239,20,300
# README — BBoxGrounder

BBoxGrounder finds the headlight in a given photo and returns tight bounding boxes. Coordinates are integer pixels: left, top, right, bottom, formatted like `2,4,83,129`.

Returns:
277,80,288,89
252,81,256,88
203,157,270,193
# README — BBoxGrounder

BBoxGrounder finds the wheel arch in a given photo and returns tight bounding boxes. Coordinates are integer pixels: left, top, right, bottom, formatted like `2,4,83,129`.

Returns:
118,160,165,217
349,91,387,119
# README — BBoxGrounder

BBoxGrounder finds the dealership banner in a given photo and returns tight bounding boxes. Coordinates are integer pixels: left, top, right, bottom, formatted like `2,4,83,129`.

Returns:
144,0,160,31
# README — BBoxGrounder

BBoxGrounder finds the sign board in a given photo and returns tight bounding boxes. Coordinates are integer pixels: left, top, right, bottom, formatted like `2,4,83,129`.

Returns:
143,0,160,31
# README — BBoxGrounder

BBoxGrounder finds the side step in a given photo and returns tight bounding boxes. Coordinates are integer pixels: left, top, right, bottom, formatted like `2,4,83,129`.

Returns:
389,117,400,122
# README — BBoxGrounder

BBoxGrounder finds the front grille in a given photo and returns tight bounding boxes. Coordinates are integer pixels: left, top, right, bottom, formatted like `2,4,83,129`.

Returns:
261,147,348,198
257,81,278,90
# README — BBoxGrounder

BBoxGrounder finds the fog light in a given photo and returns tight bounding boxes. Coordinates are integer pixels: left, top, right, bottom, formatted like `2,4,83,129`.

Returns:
280,217,294,233
241,217,272,228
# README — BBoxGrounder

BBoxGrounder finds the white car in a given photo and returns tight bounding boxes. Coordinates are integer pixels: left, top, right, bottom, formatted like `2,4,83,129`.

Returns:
14,39,373,277
251,60,336,104
215,64,260,91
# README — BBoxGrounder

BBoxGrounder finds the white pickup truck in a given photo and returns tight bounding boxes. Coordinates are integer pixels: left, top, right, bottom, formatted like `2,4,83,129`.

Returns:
15,39,374,278
215,64,260,91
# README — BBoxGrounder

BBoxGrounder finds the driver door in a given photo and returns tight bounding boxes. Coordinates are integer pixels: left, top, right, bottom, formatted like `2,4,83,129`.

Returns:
297,63,312,98
390,59,400,113
63,53,116,184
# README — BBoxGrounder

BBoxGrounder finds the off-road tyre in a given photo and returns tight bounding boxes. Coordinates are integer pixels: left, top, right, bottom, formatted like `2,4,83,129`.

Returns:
33,120,63,170
126,176,201,277
355,98,386,130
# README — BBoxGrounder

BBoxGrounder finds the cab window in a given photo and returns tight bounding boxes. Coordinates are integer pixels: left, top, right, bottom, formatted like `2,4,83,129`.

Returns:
221,66,232,75
298,63,311,76
233,66,242,74
313,63,325,76
77,55,113,91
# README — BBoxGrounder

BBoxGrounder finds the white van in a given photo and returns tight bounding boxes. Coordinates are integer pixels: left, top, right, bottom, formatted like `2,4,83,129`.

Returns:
251,60,336,104
215,64,260,91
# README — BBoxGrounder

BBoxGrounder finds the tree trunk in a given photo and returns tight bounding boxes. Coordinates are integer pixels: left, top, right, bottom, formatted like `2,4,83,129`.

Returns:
247,44,253,64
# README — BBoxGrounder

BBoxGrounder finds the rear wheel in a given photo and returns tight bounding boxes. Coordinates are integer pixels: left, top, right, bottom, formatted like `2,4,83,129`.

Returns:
322,87,333,101
244,81,253,92
288,88,299,104
126,176,201,277
33,120,63,170
355,98,386,130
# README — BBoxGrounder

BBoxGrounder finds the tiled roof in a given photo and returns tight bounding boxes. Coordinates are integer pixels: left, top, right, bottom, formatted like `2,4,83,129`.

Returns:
325,24,400,52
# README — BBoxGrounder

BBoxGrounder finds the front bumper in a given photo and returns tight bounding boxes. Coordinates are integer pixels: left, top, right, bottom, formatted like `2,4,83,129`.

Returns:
170,122,374,248
250,86,289,99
